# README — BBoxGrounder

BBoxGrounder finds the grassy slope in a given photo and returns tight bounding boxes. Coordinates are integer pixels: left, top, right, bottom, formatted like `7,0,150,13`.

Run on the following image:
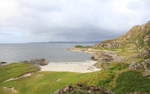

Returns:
0,63,101,94
0,63,40,83
114,71,150,94
0,62,150,94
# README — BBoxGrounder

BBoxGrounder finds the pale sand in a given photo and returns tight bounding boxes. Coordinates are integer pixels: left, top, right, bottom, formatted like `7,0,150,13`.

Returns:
41,61,100,73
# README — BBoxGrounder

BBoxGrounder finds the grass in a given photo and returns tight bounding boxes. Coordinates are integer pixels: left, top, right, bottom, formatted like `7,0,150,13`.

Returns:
0,63,101,94
75,45,92,48
0,72,83,94
0,62,150,94
0,87,12,94
0,63,40,83
113,71,150,94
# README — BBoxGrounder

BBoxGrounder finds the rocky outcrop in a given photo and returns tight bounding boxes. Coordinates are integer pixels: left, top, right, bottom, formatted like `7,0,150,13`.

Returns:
23,58,49,66
92,21,150,71
129,59,150,76
55,85,74,94
91,51,124,63
95,40,122,49
129,59,150,71
55,83,113,94
95,21,150,57
139,49,150,59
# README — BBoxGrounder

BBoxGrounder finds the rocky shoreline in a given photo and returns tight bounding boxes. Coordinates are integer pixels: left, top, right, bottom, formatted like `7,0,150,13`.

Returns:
69,47,124,67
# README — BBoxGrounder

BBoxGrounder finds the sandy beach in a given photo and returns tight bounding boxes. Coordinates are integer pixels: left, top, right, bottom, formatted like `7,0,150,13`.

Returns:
41,61,100,73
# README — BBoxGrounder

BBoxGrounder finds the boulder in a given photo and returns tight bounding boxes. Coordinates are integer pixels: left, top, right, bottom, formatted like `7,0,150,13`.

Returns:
92,51,124,63
3,87,18,94
23,58,49,66
0,62,7,65
55,85,74,94
129,59,150,75
139,49,150,59
129,62,144,70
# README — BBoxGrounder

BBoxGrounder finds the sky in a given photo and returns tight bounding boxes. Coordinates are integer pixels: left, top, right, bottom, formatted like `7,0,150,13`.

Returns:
0,0,150,43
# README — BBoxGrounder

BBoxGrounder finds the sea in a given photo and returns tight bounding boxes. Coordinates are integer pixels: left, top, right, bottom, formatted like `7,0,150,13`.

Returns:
0,42,96,63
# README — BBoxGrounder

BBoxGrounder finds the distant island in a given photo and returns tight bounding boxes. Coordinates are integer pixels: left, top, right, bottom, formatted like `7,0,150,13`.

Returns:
1,21,150,94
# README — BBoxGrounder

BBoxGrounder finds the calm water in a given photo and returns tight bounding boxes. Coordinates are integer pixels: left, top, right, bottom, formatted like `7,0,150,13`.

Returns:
0,43,94,62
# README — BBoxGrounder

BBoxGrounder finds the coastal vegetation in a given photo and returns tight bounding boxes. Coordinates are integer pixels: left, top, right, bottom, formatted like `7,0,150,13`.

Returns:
0,63,102,94
75,45,92,48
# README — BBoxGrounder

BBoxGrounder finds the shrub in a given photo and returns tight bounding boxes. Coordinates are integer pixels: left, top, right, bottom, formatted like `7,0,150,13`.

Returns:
113,71,150,94
75,45,84,48
109,63,129,71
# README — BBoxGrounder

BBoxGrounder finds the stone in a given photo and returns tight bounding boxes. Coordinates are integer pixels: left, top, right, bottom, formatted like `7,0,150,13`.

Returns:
3,87,18,94
55,85,74,94
23,58,49,66
0,62,7,65
55,83,113,94
129,59,150,73
92,51,124,64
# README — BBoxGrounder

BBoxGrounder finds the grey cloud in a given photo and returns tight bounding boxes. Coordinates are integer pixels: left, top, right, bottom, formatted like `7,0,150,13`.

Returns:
0,0,150,43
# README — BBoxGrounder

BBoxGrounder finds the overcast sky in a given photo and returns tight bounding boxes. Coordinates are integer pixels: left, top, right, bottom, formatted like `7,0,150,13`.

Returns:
0,0,150,43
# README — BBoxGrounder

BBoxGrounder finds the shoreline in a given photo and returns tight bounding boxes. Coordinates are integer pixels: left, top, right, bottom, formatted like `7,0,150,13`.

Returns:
40,60,100,73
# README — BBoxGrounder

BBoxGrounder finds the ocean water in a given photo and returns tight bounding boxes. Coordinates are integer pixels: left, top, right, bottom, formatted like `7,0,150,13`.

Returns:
0,43,95,63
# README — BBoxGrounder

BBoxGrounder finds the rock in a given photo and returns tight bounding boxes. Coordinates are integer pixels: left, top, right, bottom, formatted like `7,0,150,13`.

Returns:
55,83,113,94
143,70,150,77
55,85,74,94
127,92,148,94
92,51,113,62
91,56,97,61
140,49,150,59
95,40,121,49
39,58,49,66
23,58,49,66
129,62,144,70
129,59,150,74
0,62,7,65
3,87,18,94
92,51,124,63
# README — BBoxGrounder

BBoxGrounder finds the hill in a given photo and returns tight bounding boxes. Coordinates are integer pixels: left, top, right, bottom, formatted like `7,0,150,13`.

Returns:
95,21,150,59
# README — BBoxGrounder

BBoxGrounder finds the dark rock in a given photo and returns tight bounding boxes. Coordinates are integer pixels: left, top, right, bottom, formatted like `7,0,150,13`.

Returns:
0,62,7,64
92,51,124,66
127,92,148,94
23,58,49,66
56,85,74,94
91,56,98,61
55,83,113,94
0,62,7,65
